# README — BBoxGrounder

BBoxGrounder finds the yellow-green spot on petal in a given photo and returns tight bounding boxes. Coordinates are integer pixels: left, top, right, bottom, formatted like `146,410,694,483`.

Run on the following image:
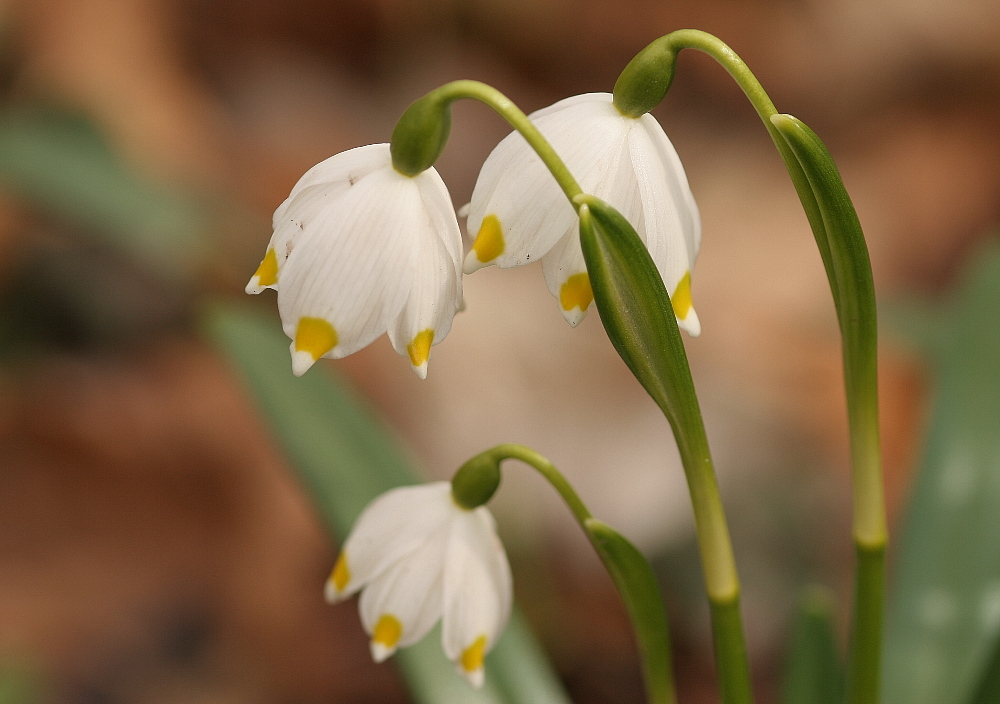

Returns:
671,271,693,320
331,553,350,592
373,614,403,649
254,247,279,287
460,635,488,674
559,272,593,312
295,317,338,360
407,329,434,368
473,214,505,264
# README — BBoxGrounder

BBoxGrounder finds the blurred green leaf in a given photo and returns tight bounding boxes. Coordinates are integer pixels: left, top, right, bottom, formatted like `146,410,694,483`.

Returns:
0,106,205,280
586,518,675,704
780,586,843,704
883,243,1000,704
0,661,40,704
203,301,570,704
966,624,1000,704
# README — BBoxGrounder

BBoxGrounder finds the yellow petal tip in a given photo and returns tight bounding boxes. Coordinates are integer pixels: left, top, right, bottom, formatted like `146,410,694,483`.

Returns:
292,317,338,375
248,248,279,292
325,553,351,602
406,329,434,377
458,635,488,687
371,614,402,662
468,214,504,271
558,273,593,326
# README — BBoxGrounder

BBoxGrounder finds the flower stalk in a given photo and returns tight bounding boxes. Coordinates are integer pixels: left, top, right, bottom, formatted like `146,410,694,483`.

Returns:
455,443,676,704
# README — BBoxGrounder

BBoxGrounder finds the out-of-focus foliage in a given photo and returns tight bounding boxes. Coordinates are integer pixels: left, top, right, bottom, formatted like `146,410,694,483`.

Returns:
0,106,205,280
883,242,1000,704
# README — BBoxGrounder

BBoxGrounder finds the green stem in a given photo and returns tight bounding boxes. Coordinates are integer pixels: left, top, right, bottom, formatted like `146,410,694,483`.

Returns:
396,80,583,205
470,443,677,704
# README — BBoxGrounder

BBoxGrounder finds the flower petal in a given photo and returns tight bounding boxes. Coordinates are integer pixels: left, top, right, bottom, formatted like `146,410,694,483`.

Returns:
277,167,421,374
466,95,629,273
278,143,391,220
358,522,448,660
441,508,513,687
635,114,701,274
326,482,453,602
385,169,464,378
628,122,701,336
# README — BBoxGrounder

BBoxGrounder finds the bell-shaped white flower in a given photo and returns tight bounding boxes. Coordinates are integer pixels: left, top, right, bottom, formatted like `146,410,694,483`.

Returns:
466,93,701,334
246,143,463,378
325,482,512,688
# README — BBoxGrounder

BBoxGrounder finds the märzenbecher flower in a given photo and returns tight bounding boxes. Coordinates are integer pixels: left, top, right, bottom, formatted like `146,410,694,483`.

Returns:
325,482,512,687
466,93,701,334
246,143,463,378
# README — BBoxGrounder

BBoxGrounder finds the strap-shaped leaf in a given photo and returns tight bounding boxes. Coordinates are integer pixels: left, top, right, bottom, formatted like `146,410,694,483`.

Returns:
780,587,844,704
203,302,570,704
882,246,1000,704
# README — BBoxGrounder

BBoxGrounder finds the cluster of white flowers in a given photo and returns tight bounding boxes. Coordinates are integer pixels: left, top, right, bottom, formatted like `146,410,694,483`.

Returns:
246,91,701,687
247,92,701,379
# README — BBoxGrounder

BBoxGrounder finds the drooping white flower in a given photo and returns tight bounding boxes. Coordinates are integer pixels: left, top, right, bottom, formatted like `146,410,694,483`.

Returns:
466,92,701,334
246,143,463,378
325,482,512,688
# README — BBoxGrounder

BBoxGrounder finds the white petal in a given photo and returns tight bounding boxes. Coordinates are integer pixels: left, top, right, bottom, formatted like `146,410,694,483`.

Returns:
277,143,391,223
326,482,453,602
628,124,701,335
466,95,628,272
636,114,701,271
358,522,448,660
441,508,513,686
387,228,461,379
540,230,590,327
276,167,421,373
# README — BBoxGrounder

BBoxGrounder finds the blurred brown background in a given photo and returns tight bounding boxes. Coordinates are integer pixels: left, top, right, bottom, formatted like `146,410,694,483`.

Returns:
1,0,998,702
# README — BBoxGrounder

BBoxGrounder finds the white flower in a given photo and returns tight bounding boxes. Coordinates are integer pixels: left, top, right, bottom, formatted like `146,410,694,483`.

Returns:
325,482,512,688
246,143,463,378
465,92,701,334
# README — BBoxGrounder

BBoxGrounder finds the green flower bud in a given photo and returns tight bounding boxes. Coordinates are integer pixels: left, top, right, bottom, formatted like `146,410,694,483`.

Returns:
390,91,453,176
451,451,502,509
612,37,677,118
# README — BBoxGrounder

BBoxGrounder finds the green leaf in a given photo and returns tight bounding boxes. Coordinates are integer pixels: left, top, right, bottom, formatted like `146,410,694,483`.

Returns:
966,625,1000,704
0,106,205,280
882,244,1000,704
780,587,844,704
202,301,570,704
585,518,675,704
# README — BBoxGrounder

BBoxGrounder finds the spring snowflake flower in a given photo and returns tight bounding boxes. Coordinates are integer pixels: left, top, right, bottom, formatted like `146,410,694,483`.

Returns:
465,92,701,334
325,482,512,687
246,143,463,378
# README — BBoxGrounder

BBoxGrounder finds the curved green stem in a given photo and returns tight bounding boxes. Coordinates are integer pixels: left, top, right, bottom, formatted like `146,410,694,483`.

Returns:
616,30,887,704
461,443,676,704
392,80,583,205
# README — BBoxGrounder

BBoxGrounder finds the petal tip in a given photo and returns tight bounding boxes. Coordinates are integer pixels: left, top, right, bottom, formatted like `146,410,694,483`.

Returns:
323,579,340,604
460,666,485,689
463,250,490,274
560,306,588,327
291,349,317,376
411,362,428,379
245,277,265,295
678,309,701,337
370,640,397,663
